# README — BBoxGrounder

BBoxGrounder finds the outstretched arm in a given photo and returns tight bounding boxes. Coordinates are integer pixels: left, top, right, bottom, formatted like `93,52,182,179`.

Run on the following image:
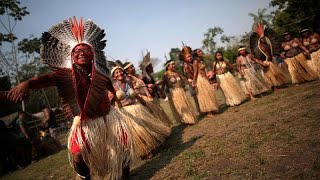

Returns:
7,73,56,103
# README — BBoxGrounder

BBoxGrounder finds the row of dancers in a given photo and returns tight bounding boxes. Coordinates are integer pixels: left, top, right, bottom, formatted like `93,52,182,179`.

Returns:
3,18,319,179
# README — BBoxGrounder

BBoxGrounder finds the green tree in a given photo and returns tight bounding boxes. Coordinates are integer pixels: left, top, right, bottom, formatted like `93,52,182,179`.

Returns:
169,48,183,74
0,0,29,45
248,8,273,28
202,27,224,54
270,0,320,34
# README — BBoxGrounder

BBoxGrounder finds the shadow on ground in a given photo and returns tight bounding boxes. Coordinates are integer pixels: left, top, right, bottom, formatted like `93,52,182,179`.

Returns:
130,124,203,179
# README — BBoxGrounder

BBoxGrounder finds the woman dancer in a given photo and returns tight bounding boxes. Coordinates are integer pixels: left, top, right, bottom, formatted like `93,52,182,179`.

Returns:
7,17,133,179
281,32,318,84
162,60,197,125
213,51,247,106
300,28,320,75
250,23,290,89
139,51,171,125
121,60,171,126
111,64,170,159
236,47,270,100
181,45,219,116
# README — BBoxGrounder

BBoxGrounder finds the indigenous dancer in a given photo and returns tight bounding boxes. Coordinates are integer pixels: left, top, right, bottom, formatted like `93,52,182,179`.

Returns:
212,51,247,106
180,45,219,116
139,51,171,125
162,60,198,125
121,60,171,126
236,46,270,100
281,32,318,84
110,64,170,159
250,23,290,89
300,28,320,75
6,17,133,179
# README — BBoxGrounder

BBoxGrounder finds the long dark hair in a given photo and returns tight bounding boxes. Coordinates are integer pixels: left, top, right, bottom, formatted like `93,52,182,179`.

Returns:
192,49,203,62
213,51,223,74
214,50,224,61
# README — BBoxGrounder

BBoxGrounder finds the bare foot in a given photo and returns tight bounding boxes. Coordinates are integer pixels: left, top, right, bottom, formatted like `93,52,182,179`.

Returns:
206,113,215,118
250,97,257,101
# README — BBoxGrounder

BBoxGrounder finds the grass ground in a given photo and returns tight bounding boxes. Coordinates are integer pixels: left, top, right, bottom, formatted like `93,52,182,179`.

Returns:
2,80,320,180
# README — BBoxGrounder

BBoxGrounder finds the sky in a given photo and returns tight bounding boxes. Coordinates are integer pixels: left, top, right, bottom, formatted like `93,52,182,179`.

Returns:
2,0,273,71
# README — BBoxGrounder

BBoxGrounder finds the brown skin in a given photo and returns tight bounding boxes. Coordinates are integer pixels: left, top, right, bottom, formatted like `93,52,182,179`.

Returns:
213,52,237,75
281,35,310,57
301,31,320,52
236,50,266,101
18,113,30,140
113,68,146,107
7,44,117,178
126,64,152,99
42,107,51,126
162,62,194,93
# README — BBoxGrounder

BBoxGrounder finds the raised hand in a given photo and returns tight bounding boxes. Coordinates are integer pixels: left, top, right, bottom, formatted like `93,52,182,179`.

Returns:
256,22,264,38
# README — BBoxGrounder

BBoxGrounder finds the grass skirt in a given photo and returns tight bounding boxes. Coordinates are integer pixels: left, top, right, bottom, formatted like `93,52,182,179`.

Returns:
68,107,134,179
119,103,171,158
196,75,219,113
216,72,247,106
141,95,172,126
168,87,197,125
284,53,318,84
262,61,290,87
310,48,320,76
240,68,270,96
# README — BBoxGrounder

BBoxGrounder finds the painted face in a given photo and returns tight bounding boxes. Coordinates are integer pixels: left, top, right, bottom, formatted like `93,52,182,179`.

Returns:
239,49,247,56
216,53,223,60
126,64,135,75
146,64,154,74
113,68,125,81
73,44,93,66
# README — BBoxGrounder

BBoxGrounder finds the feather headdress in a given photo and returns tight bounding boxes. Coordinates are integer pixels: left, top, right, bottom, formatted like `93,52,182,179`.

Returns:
179,42,192,61
249,22,280,61
40,17,109,119
139,50,152,80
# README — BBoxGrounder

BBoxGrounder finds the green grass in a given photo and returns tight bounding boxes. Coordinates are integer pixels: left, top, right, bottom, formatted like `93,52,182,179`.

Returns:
3,81,320,179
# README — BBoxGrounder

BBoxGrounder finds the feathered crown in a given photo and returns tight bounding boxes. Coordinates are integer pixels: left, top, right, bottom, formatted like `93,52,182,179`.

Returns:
40,17,108,75
139,50,151,70
179,42,192,61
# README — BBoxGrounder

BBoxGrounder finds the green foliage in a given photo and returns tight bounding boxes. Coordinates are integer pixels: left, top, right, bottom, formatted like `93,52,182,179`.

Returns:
270,0,320,34
169,47,183,74
203,54,215,70
16,59,59,113
202,27,224,54
248,8,273,28
153,69,166,81
18,37,41,54
0,0,29,44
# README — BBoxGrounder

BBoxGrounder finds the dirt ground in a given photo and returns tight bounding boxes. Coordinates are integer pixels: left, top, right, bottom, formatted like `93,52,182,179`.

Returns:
2,80,320,180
